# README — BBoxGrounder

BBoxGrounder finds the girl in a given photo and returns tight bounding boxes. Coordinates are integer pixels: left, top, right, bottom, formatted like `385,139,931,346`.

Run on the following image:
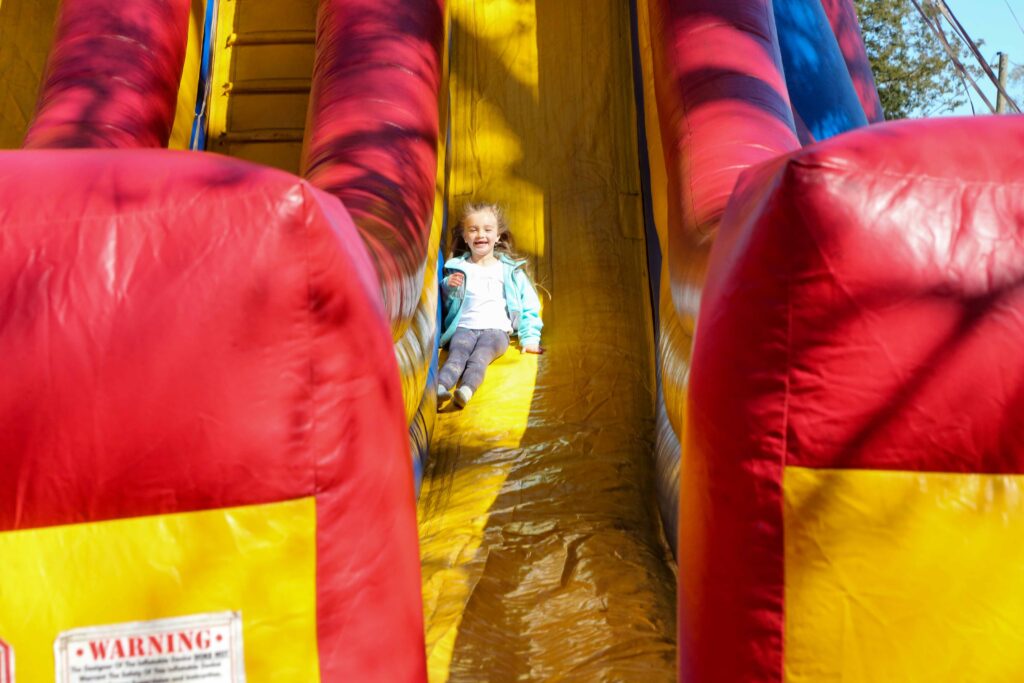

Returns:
438,202,543,408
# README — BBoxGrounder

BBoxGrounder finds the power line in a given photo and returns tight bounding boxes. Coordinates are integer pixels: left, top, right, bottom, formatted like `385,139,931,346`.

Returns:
1001,0,1024,42
910,0,997,113
935,0,1021,112
910,0,1021,114
954,69,978,116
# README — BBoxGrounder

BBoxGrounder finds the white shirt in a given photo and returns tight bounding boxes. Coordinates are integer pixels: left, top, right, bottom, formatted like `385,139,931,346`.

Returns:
458,260,512,332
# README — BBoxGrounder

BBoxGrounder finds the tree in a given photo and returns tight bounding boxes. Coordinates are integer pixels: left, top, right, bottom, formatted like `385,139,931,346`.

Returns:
855,0,969,118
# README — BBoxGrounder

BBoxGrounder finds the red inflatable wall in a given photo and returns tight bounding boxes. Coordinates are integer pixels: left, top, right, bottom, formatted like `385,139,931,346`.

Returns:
23,0,191,149
819,0,885,123
302,0,444,332
647,0,799,324
644,4,800,674
0,149,426,681
684,116,1024,681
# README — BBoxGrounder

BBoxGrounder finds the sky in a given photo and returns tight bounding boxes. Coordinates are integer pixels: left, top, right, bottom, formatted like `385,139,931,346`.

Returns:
938,0,1024,115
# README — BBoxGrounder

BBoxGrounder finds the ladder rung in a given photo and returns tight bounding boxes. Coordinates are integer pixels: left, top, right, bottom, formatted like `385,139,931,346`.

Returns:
216,130,305,144
223,79,312,95
226,30,315,47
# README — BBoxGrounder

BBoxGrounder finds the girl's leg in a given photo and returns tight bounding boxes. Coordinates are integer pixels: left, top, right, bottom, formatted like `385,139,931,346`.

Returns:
438,328,479,389
458,330,509,393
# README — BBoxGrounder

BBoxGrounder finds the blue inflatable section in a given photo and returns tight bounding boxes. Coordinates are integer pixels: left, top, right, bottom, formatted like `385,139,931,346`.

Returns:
773,0,868,140
411,248,446,494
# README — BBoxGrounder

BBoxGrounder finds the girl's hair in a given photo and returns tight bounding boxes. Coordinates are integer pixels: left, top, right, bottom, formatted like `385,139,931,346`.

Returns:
449,202,517,259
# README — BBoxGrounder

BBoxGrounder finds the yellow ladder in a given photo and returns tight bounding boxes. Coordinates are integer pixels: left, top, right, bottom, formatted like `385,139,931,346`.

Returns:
207,0,316,173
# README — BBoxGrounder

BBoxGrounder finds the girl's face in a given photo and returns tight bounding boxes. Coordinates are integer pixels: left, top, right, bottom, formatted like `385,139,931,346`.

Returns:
462,209,500,260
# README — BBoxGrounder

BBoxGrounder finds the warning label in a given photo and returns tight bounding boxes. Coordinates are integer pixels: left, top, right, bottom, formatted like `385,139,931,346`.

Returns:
0,637,13,683
54,612,245,683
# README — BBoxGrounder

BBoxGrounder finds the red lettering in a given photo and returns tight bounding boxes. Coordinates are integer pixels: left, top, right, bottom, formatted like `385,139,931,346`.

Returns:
83,629,214,661
88,641,109,660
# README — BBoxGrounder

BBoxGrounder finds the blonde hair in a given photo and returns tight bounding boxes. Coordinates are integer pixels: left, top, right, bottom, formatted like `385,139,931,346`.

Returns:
449,202,517,259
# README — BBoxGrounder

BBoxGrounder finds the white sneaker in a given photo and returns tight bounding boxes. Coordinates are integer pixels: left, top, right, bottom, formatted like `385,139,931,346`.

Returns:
437,385,452,403
453,386,473,408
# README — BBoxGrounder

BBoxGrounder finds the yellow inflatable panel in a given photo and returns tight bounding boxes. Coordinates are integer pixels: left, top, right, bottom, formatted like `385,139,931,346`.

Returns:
168,0,208,150
785,467,1024,682
0,498,319,682
418,0,677,679
0,0,60,148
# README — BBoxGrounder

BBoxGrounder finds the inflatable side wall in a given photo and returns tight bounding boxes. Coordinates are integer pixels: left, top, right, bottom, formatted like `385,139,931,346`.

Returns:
0,150,426,681
24,0,192,149
638,0,800,555
685,116,1024,681
2,0,439,679
637,0,886,562
820,0,885,123
301,0,446,474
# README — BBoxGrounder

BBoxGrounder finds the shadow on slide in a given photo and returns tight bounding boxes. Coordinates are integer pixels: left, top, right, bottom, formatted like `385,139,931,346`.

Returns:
417,2,677,680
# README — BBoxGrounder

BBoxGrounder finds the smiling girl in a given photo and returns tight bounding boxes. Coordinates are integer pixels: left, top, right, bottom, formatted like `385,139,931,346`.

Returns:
437,202,544,408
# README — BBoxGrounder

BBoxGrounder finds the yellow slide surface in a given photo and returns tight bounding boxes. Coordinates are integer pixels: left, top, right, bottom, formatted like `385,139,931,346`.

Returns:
0,0,60,148
417,1,677,680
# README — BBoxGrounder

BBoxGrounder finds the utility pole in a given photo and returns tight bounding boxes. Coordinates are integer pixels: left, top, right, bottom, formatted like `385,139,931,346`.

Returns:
996,52,1010,114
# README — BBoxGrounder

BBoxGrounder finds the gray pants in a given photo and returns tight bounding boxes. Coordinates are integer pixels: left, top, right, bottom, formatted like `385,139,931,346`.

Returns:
439,328,509,393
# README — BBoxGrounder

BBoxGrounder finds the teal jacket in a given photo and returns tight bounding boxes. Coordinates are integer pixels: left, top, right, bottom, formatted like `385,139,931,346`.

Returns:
440,253,543,348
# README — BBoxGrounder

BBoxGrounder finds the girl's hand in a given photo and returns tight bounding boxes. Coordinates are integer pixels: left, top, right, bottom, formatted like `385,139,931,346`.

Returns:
448,272,465,288
522,343,544,354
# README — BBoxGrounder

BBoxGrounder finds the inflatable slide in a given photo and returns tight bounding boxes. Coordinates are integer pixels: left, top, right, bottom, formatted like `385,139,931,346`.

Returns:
1,0,1022,681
